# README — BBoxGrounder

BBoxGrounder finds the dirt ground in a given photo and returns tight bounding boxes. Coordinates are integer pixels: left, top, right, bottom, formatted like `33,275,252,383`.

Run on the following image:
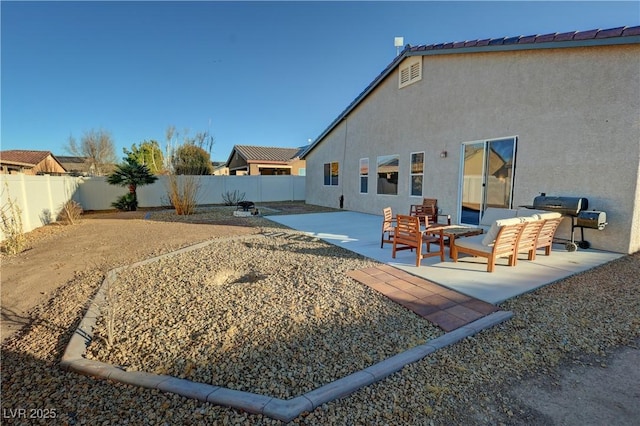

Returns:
1,204,638,424
0,204,315,341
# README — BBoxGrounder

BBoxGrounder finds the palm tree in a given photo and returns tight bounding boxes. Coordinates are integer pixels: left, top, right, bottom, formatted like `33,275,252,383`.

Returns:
107,158,158,211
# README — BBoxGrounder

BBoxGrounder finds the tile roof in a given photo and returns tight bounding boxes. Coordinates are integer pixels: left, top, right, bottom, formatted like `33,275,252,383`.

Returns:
302,25,640,158
405,25,640,53
231,145,306,163
56,155,89,164
0,150,54,166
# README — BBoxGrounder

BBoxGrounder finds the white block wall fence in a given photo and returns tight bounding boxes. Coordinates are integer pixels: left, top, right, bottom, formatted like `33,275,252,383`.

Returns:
0,174,305,238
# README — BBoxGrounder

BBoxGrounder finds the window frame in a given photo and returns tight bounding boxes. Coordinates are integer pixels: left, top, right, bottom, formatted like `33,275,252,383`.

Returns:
323,161,339,186
359,158,369,194
376,154,399,196
410,151,424,197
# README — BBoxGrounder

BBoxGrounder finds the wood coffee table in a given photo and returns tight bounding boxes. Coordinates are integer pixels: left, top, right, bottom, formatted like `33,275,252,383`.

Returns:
426,225,483,258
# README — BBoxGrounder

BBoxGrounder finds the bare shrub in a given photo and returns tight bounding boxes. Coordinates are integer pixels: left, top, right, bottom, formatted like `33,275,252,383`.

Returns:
222,190,246,206
0,183,26,255
166,174,200,215
58,200,83,225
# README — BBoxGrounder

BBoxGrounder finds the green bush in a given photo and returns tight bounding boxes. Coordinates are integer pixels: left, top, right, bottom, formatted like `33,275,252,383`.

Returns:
111,193,137,211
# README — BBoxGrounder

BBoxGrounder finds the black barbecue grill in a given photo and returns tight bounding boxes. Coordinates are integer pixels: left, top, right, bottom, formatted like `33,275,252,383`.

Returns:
523,194,608,251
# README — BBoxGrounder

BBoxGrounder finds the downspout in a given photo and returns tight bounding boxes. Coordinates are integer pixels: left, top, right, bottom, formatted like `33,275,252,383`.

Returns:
340,116,347,209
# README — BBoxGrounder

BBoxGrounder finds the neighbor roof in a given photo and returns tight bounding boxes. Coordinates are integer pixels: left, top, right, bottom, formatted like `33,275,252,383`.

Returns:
226,145,307,166
0,150,61,167
56,155,88,164
301,25,640,158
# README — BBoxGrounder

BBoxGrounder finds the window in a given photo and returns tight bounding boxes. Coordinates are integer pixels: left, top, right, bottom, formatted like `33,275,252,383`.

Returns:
359,158,369,193
399,56,422,88
377,155,399,195
410,152,424,197
298,168,306,176
323,162,339,186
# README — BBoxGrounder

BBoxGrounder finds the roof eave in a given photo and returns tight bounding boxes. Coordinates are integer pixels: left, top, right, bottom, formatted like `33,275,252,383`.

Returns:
225,145,246,167
247,160,290,165
0,160,35,167
301,49,408,159
405,34,640,57
49,153,67,171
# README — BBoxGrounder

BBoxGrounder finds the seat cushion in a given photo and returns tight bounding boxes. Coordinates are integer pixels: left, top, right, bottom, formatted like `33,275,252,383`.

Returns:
533,211,563,220
479,208,518,227
518,215,538,223
481,217,523,246
516,208,547,217
456,234,493,253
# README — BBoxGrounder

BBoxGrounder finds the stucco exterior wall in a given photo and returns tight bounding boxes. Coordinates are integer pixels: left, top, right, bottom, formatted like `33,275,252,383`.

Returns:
289,158,306,175
306,44,640,254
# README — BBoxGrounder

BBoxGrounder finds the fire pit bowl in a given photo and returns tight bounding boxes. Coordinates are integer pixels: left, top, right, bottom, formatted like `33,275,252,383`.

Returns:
237,201,255,212
233,201,260,217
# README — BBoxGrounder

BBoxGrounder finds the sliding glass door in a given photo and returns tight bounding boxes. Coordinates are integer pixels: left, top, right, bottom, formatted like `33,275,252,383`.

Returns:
459,137,517,225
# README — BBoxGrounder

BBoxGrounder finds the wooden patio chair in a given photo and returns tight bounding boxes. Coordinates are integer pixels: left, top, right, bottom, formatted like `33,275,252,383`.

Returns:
410,198,451,227
381,207,396,248
452,221,526,272
536,217,563,256
515,219,545,263
392,215,444,267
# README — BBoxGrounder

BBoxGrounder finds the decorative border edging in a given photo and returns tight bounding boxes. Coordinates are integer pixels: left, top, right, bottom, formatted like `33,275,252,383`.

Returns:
60,238,513,423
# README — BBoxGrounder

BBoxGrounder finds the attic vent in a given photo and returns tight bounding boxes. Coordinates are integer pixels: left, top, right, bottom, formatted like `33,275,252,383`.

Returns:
399,56,422,88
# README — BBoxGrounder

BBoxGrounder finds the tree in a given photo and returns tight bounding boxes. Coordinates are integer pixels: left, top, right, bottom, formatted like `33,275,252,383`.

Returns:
172,144,213,175
164,124,215,174
123,140,164,174
106,158,158,211
66,129,117,176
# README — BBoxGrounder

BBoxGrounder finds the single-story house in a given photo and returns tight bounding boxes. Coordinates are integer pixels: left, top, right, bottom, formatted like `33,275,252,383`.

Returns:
302,26,640,254
56,156,97,176
226,145,307,176
0,150,67,175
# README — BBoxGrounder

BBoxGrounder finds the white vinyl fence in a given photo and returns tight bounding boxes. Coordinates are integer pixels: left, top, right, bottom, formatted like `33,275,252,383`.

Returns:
0,174,305,238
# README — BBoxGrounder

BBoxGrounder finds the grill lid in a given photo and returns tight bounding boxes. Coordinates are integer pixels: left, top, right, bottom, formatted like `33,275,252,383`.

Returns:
532,196,588,216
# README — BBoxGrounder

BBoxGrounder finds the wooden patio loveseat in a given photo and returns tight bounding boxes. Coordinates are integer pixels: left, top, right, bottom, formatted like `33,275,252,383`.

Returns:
451,218,527,272
452,212,563,272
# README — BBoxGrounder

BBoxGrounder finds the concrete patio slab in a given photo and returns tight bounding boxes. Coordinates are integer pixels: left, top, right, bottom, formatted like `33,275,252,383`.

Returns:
267,211,622,304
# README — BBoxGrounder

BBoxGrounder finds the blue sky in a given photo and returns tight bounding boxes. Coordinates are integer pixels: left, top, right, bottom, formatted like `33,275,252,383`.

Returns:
2,1,638,162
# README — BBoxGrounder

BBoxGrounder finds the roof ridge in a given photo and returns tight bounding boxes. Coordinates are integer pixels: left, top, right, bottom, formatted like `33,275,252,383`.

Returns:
408,25,639,51
1,149,53,153
235,144,299,150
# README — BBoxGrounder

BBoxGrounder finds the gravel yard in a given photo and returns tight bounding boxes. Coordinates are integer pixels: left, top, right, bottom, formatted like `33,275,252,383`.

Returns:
1,203,639,424
85,232,442,399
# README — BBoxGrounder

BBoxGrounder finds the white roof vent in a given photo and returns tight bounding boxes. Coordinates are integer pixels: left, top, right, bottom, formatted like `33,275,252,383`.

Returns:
394,37,404,56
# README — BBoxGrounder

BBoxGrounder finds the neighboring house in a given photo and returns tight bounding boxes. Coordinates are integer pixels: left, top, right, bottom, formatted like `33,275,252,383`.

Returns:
56,156,97,176
226,145,307,176
212,161,229,176
0,150,67,175
302,26,640,254
56,155,116,176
